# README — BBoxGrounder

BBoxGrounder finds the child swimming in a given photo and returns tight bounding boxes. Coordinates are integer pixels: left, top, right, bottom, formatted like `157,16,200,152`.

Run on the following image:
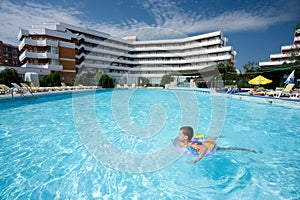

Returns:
178,126,256,163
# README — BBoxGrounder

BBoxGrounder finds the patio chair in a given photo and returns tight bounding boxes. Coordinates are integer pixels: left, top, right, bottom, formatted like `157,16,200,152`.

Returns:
20,83,36,93
265,84,295,98
11,83,34,97
61,82,74,90
0,87,5,94
226,85,239,94
0,84,14,97
288,88,299,99
31,82,48,92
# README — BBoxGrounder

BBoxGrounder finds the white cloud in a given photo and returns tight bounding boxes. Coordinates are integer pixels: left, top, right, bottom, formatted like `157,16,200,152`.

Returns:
0,1,84,44
138,0,299,34
0,0,298,45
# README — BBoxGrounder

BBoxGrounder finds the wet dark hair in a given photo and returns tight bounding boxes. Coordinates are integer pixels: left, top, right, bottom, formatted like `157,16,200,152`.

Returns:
180,126,194,140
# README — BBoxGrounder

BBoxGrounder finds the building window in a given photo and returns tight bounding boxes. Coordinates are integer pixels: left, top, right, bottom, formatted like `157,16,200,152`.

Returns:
52,59,58,65
51,47,58,54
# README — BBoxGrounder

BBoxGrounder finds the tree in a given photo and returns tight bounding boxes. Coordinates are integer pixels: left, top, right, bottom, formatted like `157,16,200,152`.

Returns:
138,77,149,86
0,68,22,87
98,74,114,88
242,61,259,79
224,60,235,72
40,71,61,86
160,74,174,87
218,61,236,85
93,72,103,84
75,74,89,86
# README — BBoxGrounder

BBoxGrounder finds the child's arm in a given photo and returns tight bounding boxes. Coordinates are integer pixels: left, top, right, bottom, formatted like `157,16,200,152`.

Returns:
193,146,208,163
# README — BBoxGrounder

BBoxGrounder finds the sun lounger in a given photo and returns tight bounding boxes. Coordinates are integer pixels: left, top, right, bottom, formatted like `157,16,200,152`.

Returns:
61,82,74,90
0,84,14,97
226,85,240,94
265,84,296,98
0,87,5,94
31,82,49,92
11,83,34,97
20,83,36,93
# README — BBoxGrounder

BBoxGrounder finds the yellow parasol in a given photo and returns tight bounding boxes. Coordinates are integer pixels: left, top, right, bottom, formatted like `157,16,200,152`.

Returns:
248,75,272,85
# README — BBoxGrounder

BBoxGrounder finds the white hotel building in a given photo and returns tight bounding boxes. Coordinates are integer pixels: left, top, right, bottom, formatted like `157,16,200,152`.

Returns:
18,22,236,85
259,28,300,70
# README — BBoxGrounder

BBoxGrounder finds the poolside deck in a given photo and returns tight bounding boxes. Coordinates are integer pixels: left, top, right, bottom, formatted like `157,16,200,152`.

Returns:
168,87,300,107
1,86,300,107
0,87,102,100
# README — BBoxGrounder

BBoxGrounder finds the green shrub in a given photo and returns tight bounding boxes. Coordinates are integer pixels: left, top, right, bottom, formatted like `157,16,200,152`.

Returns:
160,74,174,86
98,74,114,88
0,68,22,86
138,77,149,86
40,71,61,87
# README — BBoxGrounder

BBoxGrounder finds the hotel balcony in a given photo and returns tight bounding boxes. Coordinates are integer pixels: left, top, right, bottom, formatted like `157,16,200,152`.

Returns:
75,52,85,60
135,54,232,65
19,38,58,51
133,39,222,51
294,36,300,43
259,60,296,67
76,44,86,51
82,36,133,52
281,44,300,51
270,53,290,59
76,62,109,69
59,41,75,48
19,50,59,62
21,63,63,71
84,55,133,65
131,47,233,59
17,29,29,41
83,46,127,57
82,43,231,60
107,64,216,75
80,54,232,67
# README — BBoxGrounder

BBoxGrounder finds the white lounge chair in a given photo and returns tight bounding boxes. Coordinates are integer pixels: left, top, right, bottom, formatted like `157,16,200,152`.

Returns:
20,83,36,93
31,82,48,92
11,83,34,97
272,84,295,98
0,84,14,97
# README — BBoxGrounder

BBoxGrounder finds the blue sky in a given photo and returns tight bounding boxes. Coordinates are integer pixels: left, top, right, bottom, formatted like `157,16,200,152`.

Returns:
0,0,299,70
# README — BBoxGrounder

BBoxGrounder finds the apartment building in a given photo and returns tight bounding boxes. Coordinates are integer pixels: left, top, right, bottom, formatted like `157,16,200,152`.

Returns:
0,41,20,67
18,22,236,84
259,28,300,70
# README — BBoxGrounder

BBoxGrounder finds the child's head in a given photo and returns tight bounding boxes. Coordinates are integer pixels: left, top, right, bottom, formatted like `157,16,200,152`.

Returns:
178,126,194,142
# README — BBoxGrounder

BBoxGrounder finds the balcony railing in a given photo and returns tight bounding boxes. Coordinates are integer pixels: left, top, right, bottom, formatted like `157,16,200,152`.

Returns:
21,63,63,70
18,38,58,50
19,50,59,61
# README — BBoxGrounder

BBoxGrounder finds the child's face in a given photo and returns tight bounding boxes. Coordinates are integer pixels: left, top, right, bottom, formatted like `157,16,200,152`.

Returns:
178,131,188,142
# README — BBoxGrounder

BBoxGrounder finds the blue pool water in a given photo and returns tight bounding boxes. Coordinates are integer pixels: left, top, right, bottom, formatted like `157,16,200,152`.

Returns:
0,89,299,199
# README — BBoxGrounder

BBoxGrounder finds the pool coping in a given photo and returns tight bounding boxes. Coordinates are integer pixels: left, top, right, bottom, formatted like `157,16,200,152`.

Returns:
1,87,300,108
168,87,300,108
0,88,102,101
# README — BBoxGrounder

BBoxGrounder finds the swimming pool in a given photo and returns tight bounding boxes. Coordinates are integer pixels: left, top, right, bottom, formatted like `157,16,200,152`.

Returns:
0,89,299,199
